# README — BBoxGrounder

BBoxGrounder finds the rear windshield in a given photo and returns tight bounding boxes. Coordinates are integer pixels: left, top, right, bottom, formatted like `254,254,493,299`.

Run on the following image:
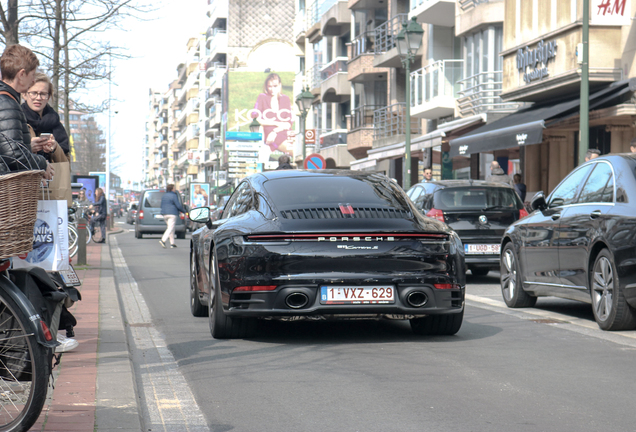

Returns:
142,191,182,208
433,187,522,211
263,176,409,210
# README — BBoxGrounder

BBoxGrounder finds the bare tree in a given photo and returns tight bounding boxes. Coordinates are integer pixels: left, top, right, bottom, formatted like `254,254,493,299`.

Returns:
70,112,105,174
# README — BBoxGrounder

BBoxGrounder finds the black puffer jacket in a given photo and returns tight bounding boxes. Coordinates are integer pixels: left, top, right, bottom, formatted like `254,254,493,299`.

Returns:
0,81,47,174
21,102,70,155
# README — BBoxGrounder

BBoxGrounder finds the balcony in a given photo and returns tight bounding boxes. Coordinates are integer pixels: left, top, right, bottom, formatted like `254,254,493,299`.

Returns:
209,101,222,127
456,0,503,37
346,105,379,158
410,59,463,119
348,33,390,83
176,152,188,168
317,129,352,168
457,71,523,117
373,103,422,141
293,10,306,46
307,63,323,95
187,112,199,125
410,0,455,26
321,0,349,37
320,58,349,102
209,66,227,95
373,14,410,68
206,28,227,60
186,138,199,150
205,119,220,138
187,88,198,100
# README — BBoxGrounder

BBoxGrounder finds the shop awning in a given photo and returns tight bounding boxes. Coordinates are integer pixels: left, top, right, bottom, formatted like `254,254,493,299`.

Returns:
449,78,636,158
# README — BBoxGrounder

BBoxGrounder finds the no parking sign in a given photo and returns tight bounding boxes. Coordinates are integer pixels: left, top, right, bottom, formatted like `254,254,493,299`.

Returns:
304,153,326,170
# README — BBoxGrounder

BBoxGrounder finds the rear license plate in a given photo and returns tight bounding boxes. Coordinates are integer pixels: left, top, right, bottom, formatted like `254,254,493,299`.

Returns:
154,214,164,220
320,286,395,304
465,244,500,255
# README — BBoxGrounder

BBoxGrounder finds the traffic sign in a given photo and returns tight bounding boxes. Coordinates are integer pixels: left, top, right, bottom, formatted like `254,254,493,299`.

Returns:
305,129,316,144
304,153,326,170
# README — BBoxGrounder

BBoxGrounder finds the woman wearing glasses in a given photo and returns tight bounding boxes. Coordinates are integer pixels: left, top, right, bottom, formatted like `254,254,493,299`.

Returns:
21,72,69,162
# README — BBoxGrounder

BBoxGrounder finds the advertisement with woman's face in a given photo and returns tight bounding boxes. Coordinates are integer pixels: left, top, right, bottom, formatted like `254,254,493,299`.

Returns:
228,71,296,161
190,183,210,209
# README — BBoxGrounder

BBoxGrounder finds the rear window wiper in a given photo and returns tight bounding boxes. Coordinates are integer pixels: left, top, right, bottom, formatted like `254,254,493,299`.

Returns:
481,205,513,211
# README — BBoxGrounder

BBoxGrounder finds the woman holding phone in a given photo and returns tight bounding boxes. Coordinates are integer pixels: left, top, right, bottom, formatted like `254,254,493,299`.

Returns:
21,72,69,162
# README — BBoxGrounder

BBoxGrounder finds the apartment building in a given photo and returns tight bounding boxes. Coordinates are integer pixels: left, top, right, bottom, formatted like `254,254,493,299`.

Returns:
65,109,106,176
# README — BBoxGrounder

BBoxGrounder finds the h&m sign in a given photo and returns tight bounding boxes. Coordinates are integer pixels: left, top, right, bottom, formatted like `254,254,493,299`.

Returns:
517,40,557,84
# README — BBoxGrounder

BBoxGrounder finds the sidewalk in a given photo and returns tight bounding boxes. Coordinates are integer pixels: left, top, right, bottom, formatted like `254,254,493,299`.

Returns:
29,228,141,432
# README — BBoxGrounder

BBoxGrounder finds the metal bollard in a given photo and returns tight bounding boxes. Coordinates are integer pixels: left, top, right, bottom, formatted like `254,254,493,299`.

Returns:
77,218,87,265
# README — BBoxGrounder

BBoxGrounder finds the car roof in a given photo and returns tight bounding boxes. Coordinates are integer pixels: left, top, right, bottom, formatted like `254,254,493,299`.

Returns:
411,179,515,189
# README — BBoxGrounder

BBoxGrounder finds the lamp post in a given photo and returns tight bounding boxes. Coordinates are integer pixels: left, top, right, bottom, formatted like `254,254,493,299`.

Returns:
396,17,424,190
295,86,314,162
249,118,261,133
212,139,223,204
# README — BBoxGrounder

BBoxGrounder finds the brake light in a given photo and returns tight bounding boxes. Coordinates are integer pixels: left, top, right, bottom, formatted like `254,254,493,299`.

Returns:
180,213,185,220
40,320,53,341
139,210,144,220
519,208,529,219
426,208,445,223
434,283,460,290
234,285,277,292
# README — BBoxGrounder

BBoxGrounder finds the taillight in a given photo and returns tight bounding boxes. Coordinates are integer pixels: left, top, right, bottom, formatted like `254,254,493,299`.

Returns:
434,283,460,290
139,210,144,220
40,320,52,341
234,285,277,292
426,208,445,223
180,213,185,220
519,208,529,219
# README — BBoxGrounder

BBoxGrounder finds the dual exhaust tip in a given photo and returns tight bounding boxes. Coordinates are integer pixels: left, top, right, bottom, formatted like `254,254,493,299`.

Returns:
285,291,428,309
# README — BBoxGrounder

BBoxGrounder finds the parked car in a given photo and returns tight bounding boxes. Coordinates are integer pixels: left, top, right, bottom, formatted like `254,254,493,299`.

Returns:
126,202,138,225
188,170,466,339
407,180,527,276
134,189,186,239
500,154,636,331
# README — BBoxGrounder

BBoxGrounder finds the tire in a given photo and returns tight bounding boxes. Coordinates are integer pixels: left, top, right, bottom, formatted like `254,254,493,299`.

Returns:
500,243,537,308
208,254,257,339
470,268,489,277
92,229,103,243
0,290,49,432
590,249,636,331
84,226,92,244
410,310,464,336
135,229,143,239
190,254,207,317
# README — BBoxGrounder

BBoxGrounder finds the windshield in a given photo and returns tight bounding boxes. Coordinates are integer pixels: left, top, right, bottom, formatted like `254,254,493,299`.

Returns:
433,187,522,211
263,175,410,211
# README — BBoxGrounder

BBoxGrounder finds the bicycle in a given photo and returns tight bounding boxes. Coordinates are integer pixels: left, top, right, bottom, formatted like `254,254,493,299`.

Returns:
68,206,94,258
0,259,55,432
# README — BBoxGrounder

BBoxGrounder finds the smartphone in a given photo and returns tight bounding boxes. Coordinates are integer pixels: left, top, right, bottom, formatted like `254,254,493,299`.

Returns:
40,133,51,139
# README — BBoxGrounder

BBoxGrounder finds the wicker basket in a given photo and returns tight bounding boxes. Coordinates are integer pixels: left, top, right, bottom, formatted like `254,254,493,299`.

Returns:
0,170,44,259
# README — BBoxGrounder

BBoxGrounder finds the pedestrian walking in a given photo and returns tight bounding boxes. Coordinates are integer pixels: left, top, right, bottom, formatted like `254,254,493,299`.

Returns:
513,173,526,202
585,148,601,161
630,137,636,153
159,184,186,249
91,187,107,243
423,167,433,182
485,161,514,187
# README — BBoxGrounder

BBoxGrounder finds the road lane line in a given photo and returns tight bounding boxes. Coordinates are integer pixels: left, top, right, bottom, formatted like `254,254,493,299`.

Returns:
110,236,210,431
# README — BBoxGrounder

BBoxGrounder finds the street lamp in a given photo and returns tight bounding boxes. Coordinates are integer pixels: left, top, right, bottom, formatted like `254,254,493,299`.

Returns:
295,86,314,162
249,118,261,133
396,17,424,190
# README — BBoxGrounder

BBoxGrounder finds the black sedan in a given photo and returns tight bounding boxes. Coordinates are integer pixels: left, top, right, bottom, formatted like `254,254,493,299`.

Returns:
407,180,527,276
500,154,636,330
188,170,466,339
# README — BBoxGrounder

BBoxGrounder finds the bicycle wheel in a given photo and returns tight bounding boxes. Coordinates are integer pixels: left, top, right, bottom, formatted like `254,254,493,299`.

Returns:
0,289,49,432
84,225,92,244
92,228,103,243
68,225,78,252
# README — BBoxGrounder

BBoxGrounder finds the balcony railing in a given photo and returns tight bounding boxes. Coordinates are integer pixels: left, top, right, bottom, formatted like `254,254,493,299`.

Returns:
456,70,523,117
374,14,408,54
307,63,324,90
293,9,306,37
320,57,348,80
351,31,376,58
350,105,382,130
410,59,463,106
373,103,422,140
307,0,340,27
458,0,489,11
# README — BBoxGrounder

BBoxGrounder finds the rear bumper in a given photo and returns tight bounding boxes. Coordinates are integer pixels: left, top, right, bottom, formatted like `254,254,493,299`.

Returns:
465,255,500,269
137,223,186,234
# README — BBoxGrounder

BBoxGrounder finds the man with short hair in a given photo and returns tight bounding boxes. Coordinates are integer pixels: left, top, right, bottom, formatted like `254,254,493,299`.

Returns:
423,167,433,182
630,137,636,153
585,148,601,162
276,154,293,170
486,161,514,187
159,184,186,249
0,44,53,178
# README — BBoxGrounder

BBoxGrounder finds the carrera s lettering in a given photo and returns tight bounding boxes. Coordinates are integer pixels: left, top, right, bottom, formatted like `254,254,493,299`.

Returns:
337,245,379,250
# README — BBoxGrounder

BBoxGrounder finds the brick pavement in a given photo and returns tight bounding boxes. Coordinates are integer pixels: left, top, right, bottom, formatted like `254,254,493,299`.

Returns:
29,239,103,431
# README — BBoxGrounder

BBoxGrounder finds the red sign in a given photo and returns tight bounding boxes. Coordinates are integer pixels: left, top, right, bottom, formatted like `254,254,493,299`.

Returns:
304,129,316,145
304,153,326,170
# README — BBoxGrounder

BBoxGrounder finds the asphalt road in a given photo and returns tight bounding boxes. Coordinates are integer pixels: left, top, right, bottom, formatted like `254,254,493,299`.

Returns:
114,221,636,432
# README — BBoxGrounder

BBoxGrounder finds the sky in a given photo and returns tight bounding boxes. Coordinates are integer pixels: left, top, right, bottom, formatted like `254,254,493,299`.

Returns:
92,0,207,188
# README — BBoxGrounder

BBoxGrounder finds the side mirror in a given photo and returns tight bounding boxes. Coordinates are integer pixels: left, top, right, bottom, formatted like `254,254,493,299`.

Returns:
530,191,547,211
189,207,210,223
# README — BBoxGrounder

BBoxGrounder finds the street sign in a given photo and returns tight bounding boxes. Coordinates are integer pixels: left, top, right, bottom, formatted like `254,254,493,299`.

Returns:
304,153,326,170
305,129,316,145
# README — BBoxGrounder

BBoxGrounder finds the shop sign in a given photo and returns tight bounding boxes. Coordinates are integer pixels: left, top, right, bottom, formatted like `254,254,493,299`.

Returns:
592,0,630,25
517,40,557,84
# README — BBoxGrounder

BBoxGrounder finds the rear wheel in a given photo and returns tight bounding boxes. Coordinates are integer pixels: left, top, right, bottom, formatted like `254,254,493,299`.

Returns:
0,289,49,432
410,310,463,336
208,255,256,339
190,255,207,317
500,243,536,308
590,249,636,330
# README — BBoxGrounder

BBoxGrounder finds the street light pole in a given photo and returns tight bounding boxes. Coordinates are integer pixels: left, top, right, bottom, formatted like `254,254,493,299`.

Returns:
296,87,314,165
578,0,589,164
396,17,424,190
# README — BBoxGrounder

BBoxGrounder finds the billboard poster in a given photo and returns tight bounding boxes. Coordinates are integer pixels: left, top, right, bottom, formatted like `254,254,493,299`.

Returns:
89,171,106,190
227,71,297,162
72,175,99,204
190,183,210,209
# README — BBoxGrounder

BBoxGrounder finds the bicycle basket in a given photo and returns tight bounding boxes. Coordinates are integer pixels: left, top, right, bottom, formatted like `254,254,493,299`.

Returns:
0,170,44,259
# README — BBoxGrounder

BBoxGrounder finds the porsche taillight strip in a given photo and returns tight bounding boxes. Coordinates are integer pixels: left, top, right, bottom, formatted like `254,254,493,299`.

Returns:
245,233,449,242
